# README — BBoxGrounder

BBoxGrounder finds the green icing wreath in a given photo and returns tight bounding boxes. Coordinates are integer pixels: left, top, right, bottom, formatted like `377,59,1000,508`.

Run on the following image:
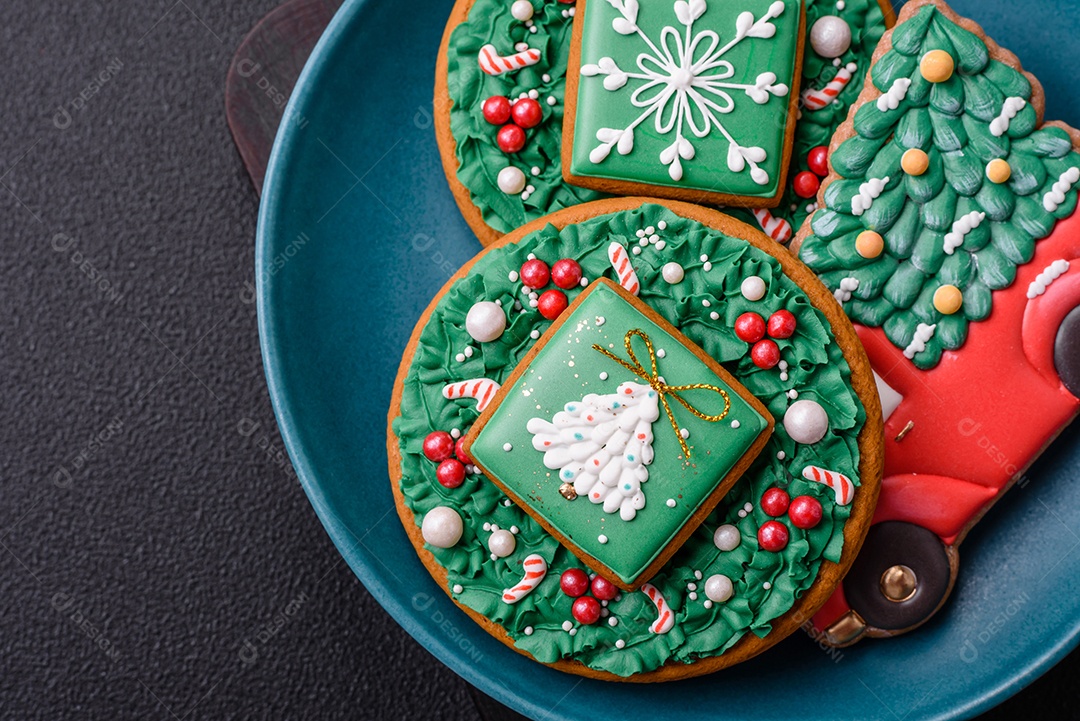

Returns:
392,204,865,676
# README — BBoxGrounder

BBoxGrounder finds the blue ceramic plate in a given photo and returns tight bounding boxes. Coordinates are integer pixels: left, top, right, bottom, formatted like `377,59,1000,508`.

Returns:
257,0,1080,718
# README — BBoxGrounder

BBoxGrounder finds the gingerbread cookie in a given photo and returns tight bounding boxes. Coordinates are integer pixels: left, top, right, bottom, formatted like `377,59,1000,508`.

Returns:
388,198,883,679
435,0,893,245
791,0,1080,645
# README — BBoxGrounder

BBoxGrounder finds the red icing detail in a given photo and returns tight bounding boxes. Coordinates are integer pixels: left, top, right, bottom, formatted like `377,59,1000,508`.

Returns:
482,96,511,125
573,596,602,625
560,569,590,597
807,145,829,177
591,576,618,601
436,459,466,488
497,123,526,153
422,431,455,462
454,437,472,465
872,474,997,544
751,339,780,369
793,171,820,199
789,495,823,529
520,258,550,288
551,258,583,289
538,289,569,319
735,312,766,343
511,98,543,129
758,520,789,552
760,487,790,517
767,309,797,339
638,433,646,439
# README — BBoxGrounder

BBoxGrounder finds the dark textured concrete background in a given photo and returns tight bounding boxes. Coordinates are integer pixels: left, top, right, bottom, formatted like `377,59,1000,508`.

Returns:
1,1,1077,718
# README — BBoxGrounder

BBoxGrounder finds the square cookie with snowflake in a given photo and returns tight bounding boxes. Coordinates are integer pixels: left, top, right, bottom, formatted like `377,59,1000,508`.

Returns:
562,0,805,205
464,279,772,590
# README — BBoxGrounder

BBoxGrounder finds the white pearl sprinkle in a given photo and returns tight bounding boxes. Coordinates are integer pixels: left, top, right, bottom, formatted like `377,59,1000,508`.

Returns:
527,253,536,260
738,510,747,518
710,311,720,321
657,349,666,358
779,360,789,370
601,608,609,617
702,299,711,307
743,502,753,512
542,73,551,83
694,570,703,580
689,591,698,600
655,240,666,250
632,247,641,255
546,96,557,106
531,166,540,176
704,600,713,609
700,254,708,262
636,229,646,238
511,525,519,534
658,221,667,230
687,582,697,591
524,626,534,635
490,553,498,561
600,372,608,380
580,277,588,286
483,522,491,531
780,372,789,381
764,582,772,590
787,389,798,399
455,353,466,362
569,628,577,636
503,499,512,507
528,89,539,99
598,534,608,544
703,261,713,271
616,639,626,649
666,498,676,508
529,299,538,308
503,443,513,452
562,620,573,631
731,420,740,428
608,617,618,627
464,346,474,358
645,226,655,234
530,329,540,339
451,428,461,438
679,428,689,439
777,451,786,460
453,584,463,594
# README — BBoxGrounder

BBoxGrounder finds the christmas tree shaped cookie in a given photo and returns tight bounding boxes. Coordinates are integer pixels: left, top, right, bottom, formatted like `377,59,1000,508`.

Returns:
465,279,772,590
562,0,806,206
796,0,1080,369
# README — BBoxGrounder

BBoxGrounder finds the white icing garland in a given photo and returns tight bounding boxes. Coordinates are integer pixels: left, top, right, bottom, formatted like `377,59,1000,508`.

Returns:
851,176,888,216
875,77,911,112
581,0,790,183
943,210,986,255
989,96,1026,137
1027,259,1071,299
833,276,859,303
1043,167,1080,212
903,323,937,360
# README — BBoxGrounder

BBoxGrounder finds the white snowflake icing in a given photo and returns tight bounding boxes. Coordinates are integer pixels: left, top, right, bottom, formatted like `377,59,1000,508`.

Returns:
580,0,790,183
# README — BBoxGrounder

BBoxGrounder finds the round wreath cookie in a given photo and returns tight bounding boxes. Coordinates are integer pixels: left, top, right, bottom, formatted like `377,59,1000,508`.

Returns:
435,0,894,246
387,199,883,680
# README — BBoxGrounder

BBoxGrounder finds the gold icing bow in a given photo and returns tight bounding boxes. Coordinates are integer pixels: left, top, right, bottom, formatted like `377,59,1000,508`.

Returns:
593,329,730,459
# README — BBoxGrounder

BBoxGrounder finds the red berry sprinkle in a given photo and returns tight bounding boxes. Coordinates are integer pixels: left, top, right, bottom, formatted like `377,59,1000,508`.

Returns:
422,431,455,462
560,569,590,597
758,520,790,552
497,123,526,153
760,487,791,517
788,495,824,529
793,171,820,199
482,96,512,125
436,459,466,489
751,339,780,369
590,575,618,601
572,596,602,625
550,258,583,289
511,98,543,129
767,309,797,339
454,437,472,466
520,258,550,288
538,289,569,320
807,145,829,177
734,312,766,343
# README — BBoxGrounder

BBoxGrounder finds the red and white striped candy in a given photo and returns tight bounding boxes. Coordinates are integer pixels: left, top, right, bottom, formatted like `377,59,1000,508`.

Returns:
642,583,675,634
802,465,855,506
501,553,548,604
608,242,640,296
442,378,501,412
801,63,858,111
479,43,541,76
752,208,793,244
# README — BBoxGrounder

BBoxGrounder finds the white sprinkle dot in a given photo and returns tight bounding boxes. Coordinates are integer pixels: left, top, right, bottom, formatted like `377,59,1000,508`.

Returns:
598,534,608,544
655,240,666,250
636,229,646,238
689,592,698,600
514,42,528,51
704,600,713,609
666,498,676,508
511,525,519,534
743,502,753,512
525,184,535,194
542,73,551,83
731,420,741,429
569,627,577,636
645,226,655,234
491,524,499,531
529,24,537,32
503,499,512,507
601,608,609,617
694,570,703,580
703,261,713,271
688,582,697,591
580,277,588,286
601,600,608,607
530,329,540,339
451,428,461,438
455,353,466,362
764,582,772,590
595,316,605,325
608,617,618,627
679,428,689,439
495,299,502,306
779,360,789,370
702,299,711,307
777,451,786,460
528,89,539,99
600,372,609,380
700,254,708,262
738,510,747,518
546,96,557,106
562,620,573,631
527,253,536,260
453,584,463,594
531,166,540,176
490,553,497,561
780,372,789,381
616,639,626,649
657,348,666,358
658,221,667,230
524,626,534,635
464,347,474,358
632,246,642,255
787,389,798,399
483,522,491,531
710,311,720,320
503,443,513,452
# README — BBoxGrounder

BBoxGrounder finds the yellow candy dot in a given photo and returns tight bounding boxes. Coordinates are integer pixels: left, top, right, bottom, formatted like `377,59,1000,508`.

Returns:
986,158,1011,184
855,230,884,259
901,148,930,176
920,50,955,83
934,284,963,315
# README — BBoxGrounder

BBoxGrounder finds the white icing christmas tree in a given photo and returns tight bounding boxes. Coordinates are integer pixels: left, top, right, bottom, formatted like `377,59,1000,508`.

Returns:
527,381,660,521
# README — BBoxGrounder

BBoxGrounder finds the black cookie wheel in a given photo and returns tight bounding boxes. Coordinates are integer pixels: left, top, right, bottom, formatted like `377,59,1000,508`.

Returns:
843,521,953,632
1055,305,1080,397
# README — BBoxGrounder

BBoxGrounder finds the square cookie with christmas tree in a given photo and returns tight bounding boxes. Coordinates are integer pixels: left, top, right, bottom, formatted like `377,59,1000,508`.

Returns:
562,0,806,206
464,278,773,590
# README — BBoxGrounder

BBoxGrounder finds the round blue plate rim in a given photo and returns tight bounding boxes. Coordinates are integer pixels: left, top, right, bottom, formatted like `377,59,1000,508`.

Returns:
255,0,1080,718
